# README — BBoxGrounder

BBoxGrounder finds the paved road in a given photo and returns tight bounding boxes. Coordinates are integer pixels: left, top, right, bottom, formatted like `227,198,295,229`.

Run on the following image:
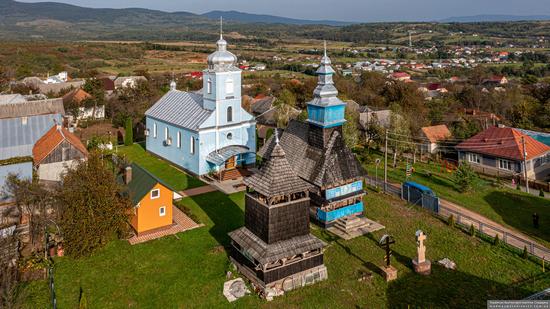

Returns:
377,178,550,259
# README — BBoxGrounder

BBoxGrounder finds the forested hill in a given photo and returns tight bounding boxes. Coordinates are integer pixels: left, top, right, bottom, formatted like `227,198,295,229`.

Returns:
201,10,352,26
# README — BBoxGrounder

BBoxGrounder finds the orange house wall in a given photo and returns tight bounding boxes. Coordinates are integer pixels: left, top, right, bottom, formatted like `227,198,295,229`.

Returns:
131,183,173,234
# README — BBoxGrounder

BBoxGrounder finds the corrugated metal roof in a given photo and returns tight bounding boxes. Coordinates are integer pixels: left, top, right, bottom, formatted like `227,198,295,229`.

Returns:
0,99,64,119
206,145,251,166
0,113,63,160
145,90,213,131
0,94,27,105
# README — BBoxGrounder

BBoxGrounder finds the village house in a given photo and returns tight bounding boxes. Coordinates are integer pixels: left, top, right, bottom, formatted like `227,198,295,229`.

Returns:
32,124,88,182
456,126,550,181
145,32,256,180
114,76,148,90
19,76,85,96
390,72,412,82
419,124,452,154
121,163,176,235
483,75,509,86
62,88,105,120
0,96,64,189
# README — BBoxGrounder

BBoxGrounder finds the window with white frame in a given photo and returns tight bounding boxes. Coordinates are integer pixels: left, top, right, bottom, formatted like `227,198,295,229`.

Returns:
207,79,212,94
190,136,195,155
499,159,513,171
164,127,169,140
468,153,481,164
153,123,157,138
177,131,181,148
159,206,166,217
150,189,160,199
225,79,234,95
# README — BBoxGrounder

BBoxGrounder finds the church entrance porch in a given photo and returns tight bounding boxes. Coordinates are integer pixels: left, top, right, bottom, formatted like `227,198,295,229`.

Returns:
204,145,255,193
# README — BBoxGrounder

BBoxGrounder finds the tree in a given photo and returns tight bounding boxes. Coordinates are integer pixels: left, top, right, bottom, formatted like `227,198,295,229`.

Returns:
343,108,360,149
124,117,133,146
2,174,54,246
364,114,384,151
453,162,477,193
274,89,296,128
57,152,131,257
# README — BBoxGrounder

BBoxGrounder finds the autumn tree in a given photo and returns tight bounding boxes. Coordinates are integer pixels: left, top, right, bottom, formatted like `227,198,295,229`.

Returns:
2,174,55,246
274,89,297,128
57,152,131,258
343,108,360,149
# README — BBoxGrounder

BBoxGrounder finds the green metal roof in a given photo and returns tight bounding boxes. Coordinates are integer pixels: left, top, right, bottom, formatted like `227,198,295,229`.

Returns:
121,163,173,205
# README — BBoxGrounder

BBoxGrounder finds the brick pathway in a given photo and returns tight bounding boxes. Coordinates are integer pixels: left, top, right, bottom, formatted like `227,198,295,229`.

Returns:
128,205,202,245
179,185,218,198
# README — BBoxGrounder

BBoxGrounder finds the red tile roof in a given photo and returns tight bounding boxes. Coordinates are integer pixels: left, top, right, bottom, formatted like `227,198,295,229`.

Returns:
33,125,88,164
421,125,452,143
456,126,550,161
62,88,91,105
392,72,411,79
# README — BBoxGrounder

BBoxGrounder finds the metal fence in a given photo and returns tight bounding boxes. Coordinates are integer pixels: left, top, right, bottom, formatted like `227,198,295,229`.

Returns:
48,265,57,309
365,176,550,261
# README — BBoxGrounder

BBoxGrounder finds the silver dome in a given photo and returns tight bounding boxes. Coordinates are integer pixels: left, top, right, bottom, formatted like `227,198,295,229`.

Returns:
207,36,238,71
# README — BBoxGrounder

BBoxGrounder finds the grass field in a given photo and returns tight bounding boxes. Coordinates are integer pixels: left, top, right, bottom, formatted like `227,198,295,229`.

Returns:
363,152,550,247
117,143,204,191
20,190,550,308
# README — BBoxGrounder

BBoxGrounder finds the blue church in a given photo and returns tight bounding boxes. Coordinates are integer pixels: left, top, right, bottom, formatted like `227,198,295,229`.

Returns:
145,33,256,177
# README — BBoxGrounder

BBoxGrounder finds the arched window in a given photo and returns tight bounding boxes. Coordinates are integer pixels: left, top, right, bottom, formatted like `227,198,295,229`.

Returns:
227,106,233,122
177,131,181,148
164,127,169,140
225,79,234,95
153,123,157,138
227,133,233,140
207,79,212,94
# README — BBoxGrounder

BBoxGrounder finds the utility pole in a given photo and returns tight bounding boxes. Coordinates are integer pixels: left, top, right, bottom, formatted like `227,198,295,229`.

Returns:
522,136,530,194
384,129,388,193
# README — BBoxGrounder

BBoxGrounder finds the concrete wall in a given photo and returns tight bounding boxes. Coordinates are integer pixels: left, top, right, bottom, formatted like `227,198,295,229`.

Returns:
37,160,80,182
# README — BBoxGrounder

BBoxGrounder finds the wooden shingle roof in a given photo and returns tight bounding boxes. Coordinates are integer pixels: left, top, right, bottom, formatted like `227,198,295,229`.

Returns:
244,141,312,198
258,120,366,188
228,227,325,264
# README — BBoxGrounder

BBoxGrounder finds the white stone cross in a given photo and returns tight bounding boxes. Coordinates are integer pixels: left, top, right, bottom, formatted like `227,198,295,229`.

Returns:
416,230,427,263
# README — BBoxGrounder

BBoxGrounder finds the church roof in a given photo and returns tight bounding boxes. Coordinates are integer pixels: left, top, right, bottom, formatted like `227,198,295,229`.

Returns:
145,90,212,131
258,120,366,188
228,227,325,264
244,140,312,198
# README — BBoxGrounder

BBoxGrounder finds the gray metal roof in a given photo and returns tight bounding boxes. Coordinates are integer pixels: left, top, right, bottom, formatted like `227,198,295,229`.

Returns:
145,90,213,131
0,94,27,105
206,145,251,166
0,99,65,119
0,113,63,160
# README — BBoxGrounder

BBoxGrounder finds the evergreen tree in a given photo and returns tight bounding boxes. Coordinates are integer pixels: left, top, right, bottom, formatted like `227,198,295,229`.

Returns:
453,162,477,193
124,118,133,146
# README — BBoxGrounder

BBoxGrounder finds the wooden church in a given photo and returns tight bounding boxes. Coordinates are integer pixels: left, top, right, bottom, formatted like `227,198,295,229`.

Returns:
228,133,327,295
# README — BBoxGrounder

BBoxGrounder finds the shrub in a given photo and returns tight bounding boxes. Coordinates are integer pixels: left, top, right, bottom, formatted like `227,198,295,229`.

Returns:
453,162,477,193
522,246,529,259
469,224,476,237
493,234,500,246
540,189,545,197
448,215,455,228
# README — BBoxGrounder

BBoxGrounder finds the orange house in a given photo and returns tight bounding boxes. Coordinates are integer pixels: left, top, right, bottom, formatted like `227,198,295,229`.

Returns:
122,163,174,235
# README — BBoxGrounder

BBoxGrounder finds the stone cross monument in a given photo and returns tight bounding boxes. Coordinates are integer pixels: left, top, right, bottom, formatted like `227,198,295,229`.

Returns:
412,230,431,275
416,230,427,263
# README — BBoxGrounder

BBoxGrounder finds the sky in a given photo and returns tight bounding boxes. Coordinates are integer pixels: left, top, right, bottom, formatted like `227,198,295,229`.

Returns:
19,0,550,22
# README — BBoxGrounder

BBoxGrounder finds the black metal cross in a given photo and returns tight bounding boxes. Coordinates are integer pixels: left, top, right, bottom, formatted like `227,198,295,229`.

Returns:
379,235,395,267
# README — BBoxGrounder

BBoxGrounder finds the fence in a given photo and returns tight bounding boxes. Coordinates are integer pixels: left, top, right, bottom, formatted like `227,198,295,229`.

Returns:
365,176,550,261
48,265,57,309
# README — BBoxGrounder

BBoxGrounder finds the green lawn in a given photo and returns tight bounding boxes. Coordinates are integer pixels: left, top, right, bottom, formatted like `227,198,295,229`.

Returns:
117,143,204,191
21,190,550,308
363,152,550,247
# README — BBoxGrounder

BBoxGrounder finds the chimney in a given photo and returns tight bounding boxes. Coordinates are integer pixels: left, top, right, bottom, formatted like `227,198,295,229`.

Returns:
124,166,132,184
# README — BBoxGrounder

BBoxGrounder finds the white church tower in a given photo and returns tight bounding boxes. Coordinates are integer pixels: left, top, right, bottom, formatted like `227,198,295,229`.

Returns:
145,18,256,177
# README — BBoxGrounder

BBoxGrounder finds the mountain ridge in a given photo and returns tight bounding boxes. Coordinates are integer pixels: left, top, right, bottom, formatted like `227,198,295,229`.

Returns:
440,14,550,23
